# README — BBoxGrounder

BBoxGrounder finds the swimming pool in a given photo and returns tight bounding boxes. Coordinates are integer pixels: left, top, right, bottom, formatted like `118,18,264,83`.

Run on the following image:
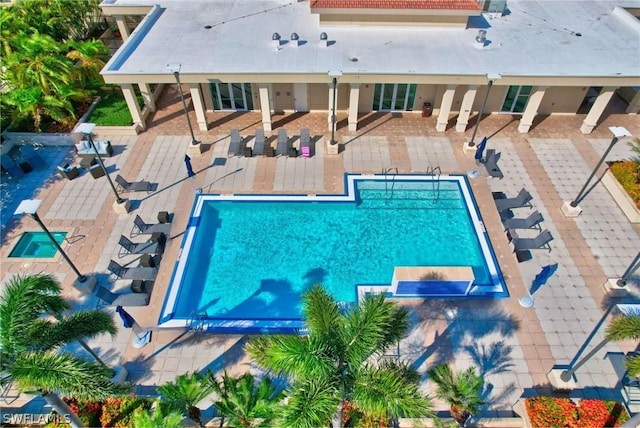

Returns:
160,174,507,331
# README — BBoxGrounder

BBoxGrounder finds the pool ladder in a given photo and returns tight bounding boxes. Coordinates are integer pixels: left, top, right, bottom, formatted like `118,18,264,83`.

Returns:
382,167,398,201
426,165,442,202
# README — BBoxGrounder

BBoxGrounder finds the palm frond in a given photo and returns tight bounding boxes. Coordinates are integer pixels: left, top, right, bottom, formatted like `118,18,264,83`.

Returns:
157,371,214,424
246,335,335,379
0,274,68,354
352,362,434,420
279,377,340,428
302,284,345,355
626,353,640,378
343,293,408,367
132,400,184,428
26,310,116,351
606,314,640,342
10,351,130,400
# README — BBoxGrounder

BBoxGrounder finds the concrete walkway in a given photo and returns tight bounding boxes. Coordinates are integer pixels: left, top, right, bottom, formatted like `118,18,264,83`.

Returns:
1,86,639,422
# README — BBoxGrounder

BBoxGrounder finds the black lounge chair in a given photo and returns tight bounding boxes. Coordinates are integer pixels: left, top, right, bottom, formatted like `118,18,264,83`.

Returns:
118,235,164,258
494,188,533,212
107,260,157,281
94,284,150,306
276,129,288,156
510,229,553,253
115,175,152,193
253,129,265,155
1,154,25,178
503,210,544,230
300,128,311,158
131,215,172,237
484,149,504,179
229,129,241,156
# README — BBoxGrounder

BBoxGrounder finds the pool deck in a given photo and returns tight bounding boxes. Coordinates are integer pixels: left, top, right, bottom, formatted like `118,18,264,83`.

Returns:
1,86,639,421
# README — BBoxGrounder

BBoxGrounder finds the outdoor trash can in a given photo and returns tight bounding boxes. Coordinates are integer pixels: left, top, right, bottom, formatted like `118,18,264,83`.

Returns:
422,102,432,118
288,147,298,157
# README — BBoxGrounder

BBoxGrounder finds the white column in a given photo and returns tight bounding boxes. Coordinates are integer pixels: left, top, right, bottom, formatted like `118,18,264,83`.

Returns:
348,83,360,132
114,15,130,41
138,83,155,112
188,83,208,131
455,86,478,132
258,83,272,132
626,90,640,114
580,86,618,134
121,84,144,130
436,85,456,132
328,82,338,131
518,86,547,133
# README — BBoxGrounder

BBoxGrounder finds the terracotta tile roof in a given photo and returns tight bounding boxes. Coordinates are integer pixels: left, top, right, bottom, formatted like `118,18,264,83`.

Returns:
310,0,482,10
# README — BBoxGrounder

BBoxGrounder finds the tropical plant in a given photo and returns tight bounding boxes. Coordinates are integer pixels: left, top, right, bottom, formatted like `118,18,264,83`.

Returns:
427,364,484,427
0,274,129,428
66,39,108,89
246,284,435,427
157,371,215,427
209,371,283,427
605,312,640,377
132,400,184,428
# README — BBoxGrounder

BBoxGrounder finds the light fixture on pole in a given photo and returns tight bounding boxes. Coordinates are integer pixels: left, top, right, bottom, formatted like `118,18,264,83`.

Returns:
468,73,501,147
562,126,632,216
328,70,342,146
547,304,640,389
167,63,200,146
75,123,130,214
14,199,96,292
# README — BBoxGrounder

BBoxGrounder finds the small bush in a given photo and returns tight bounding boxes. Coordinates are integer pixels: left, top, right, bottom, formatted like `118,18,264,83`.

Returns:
100,395,152,428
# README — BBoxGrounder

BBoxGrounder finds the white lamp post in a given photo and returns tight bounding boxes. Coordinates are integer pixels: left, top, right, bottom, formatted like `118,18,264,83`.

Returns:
14,199,96,293
75,123,130,214
562,126,632,217
167,63,200,146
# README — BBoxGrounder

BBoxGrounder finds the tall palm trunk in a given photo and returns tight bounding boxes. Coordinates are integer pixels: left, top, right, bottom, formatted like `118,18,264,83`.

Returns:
42,392,84,428
332,400,344,428
450,405,470,427
187,405,202,427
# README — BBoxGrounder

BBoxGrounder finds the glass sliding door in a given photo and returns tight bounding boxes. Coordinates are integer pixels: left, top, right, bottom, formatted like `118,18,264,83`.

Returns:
501,85,532,113
372,83,417,111
209,82,253,111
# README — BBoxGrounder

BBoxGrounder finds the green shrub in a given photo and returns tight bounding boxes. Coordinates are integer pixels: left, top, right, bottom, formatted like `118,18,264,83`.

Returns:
100,395,152,428
610,161,640,209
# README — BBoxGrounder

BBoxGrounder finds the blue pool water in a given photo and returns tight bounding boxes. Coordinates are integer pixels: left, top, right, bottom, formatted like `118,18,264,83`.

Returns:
9,231,67,258
162,176,506,329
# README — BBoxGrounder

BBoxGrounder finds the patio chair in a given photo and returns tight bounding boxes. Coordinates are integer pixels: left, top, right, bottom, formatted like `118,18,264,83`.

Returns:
19,145,47,169
494,187,533,212
94,284,150,306
300,128,311,158
56,164,79,180
253,129,265,155
484,149,504,179
0,154,25,179
229,129,241,156
502,210,544,230
131,215,172,237
115,174,152,193
107,260,158,281
276,129,288,156
510,229,553,253
118,235,164,258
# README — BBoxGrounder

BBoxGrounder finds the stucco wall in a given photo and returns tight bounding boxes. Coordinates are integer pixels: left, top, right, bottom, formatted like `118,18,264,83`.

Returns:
539,86,585,114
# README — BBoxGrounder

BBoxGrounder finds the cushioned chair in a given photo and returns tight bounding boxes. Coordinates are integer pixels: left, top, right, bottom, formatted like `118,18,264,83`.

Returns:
57,164,79,180
76,140,113,157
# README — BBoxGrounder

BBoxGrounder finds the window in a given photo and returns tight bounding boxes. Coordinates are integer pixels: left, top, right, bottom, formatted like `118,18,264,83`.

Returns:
209,82,253,111
501,86,532,113
372,84,417,111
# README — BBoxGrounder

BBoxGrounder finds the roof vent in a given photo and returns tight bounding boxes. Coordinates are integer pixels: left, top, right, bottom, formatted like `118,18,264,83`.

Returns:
475,30,487,48
291,32,301,47
272,32,281,51
320,32,329,47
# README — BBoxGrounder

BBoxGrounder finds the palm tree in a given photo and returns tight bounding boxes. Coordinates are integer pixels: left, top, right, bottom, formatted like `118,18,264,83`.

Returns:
246,284,435,427
132,399,184,428
0,274,130,428
605,313,640,377
66,39,108,89
157,371,215,427
209,371,283,427
427,364,483,427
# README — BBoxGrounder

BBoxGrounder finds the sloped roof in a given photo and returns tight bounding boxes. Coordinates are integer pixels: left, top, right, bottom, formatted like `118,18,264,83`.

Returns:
310,0,482,10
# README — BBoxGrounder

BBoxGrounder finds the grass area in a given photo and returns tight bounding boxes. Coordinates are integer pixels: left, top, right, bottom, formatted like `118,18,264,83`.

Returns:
86,89,143,126
610,160,640,209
